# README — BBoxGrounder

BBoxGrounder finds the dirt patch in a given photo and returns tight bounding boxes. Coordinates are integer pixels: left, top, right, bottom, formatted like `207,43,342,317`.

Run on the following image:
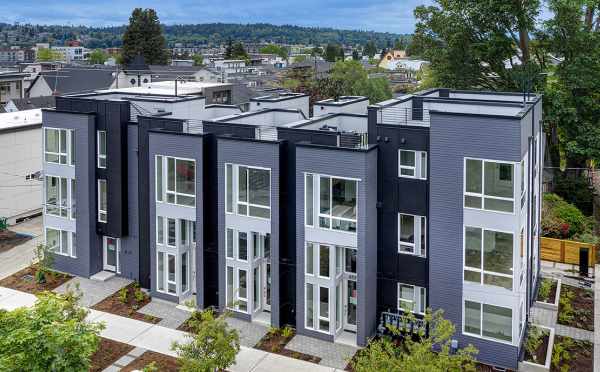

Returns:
255,328,321,364
89,337,134,372
557,284,594,331
0,266,72,294
91,283,161,324
121,351,181,372
551,336,593,372
0,230,32,253
523,329,550,365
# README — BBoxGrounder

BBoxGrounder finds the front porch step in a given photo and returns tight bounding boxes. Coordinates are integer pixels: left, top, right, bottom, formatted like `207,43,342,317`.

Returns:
90,271,116,282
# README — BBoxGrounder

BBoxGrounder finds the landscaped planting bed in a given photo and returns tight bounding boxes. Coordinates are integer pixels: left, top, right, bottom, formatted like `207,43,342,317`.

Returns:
0,266,72,294
120,351,181,372
91,282,161,324
0,229,32,253
551,336,593,372
536,277,559,304
523,325,551,367
89,337,134,372
255,327,321,364
557,284,594,331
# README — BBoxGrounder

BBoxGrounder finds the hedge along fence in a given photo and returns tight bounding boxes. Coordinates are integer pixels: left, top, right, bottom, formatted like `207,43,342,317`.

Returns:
540,237,596,267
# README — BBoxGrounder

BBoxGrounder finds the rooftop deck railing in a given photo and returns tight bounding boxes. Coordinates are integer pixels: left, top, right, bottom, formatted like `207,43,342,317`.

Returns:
377,106,430,127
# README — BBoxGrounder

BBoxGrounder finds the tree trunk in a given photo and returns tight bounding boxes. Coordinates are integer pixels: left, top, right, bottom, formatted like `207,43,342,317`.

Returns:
585,6,595,30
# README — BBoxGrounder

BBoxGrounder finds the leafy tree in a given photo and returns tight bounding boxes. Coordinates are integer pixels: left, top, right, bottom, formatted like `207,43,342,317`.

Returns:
394,37,407,50
224,38,234,59
121,8,169,65
324,43,343,62
352,50,360,60
321,60,392,103
364,40,378,58
192,54,204,66
224,41,248,60
0,290,104,371
36,48,62,62
259,44,289,59
172,309,240,372
351,310,478,372
541,192,595,242
310,46,323,57
88,49,108,64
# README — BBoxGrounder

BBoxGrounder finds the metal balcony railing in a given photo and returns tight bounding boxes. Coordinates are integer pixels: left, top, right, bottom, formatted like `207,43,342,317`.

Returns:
378,309,428,336
377,106,430,127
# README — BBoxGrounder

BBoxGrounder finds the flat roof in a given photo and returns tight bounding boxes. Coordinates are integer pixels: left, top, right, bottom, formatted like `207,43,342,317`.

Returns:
251,92,308,102
102,81,232,96
68,91,203,103
0,109,42,131
316,96,368,106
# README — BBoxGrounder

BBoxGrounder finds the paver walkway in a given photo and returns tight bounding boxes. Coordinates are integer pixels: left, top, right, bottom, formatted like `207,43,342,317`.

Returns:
138,298,190,329
0,216,42,280
54,276,133,307
0,286,338,372
286,334,358,370
226,317,269,347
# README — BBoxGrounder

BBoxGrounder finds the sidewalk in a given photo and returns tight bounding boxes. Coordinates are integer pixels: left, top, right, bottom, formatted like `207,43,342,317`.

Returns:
0,285,338,372
0,216,42,280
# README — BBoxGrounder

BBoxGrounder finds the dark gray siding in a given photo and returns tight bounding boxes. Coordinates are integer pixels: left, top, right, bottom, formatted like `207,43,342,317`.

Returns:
43,110,102,277
119,125,140,281
429,112,521,369
294,144,378,346
216,138,281,326
148,131,204,305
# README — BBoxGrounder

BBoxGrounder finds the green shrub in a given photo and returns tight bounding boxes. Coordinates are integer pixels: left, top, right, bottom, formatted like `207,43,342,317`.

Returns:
552,337,574,372
558,289,575,323
542,193,594,240
538,278,553,302
281,325,294,338
134,288,145,303
524,325,545,363
118,288,128,304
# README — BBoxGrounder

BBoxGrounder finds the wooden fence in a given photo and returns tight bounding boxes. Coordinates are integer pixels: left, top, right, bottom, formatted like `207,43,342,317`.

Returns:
540,237,596,267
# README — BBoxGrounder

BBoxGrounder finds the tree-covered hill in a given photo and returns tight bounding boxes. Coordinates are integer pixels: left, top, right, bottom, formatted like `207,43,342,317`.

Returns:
0,22,405,48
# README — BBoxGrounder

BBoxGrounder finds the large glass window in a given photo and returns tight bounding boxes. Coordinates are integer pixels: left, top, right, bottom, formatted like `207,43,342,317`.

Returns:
305,242,314,275
226,228,234,258
97,130,107,168
46,227,75,257
397,283,427,314
318,176,357,232
226,266,234,308
45,128,73,165
238,269,248,312
319,286,329,332
464,300,512,343
463,226,513,290
157,156,195,207
319,244,330,278
70,179,76,219
306,283,314,329
157,252,165,292
156,216,164,245
238,232,248,261
181,252,188,293
465,158,514,213
167,218,176,247
45,176,69,217
226,164,233,213
399,150,427,180
167,254,176,294
398,213,426,257
98,179,107,223
237,166,270,219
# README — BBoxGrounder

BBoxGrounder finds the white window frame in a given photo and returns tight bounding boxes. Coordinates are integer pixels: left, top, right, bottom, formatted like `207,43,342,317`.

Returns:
398,213,426,257
318,285,330,334
462,300,513,344
237,231,248,262
305,242,314,276
156,155,196,208
70,179,76,220
305,283,315,330
155,155,163,202
44,174,73,219
397,283,426,315
398,150,427,180
317,174,358,234
305,173,314,227
156,216,164,245
463,225,514,290
464,157,515,214
45,227,76,258
166,252,177,295
181,251,189,294
166,218,177,248
226,163,271,220
317,244,331,279
237,268,249,313
97,130,107,169
97,179,107,223
44,127,74,166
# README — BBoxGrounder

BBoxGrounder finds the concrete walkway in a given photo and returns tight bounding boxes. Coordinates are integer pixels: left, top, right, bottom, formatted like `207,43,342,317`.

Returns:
0,216,42,280
0,285,339,372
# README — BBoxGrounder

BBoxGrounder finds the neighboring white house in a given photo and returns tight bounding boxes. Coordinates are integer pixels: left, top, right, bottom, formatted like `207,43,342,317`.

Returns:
0,109,42,224
51,46,91,63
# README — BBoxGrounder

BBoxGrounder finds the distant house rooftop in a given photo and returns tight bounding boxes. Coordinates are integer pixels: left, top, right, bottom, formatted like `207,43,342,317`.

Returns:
6,96,55,111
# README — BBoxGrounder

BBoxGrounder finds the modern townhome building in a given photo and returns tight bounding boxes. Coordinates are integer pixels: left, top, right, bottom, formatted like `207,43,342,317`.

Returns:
42,88,542,370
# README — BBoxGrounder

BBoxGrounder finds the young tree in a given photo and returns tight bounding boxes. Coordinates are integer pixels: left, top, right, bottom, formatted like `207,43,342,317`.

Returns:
0,290,104,371
88,49,108,64
172,309,240,372
192,54,204,66
351,310,478,372
121,8,168,65
33,243,54,283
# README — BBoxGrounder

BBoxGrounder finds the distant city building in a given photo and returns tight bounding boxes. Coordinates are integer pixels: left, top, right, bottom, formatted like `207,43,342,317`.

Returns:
0,71,27,104
51,46,91,63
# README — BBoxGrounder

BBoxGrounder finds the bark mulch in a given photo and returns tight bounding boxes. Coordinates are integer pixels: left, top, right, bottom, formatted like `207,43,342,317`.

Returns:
0,229,32,253
89,337,134,372
120,351,181,372
0,266,72,295
255,328,321,364
91,282,161,324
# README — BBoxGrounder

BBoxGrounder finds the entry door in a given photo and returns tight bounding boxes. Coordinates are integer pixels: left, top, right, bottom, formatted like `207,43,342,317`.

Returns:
344,278,357,331
103,236,119,272
262,261,271,312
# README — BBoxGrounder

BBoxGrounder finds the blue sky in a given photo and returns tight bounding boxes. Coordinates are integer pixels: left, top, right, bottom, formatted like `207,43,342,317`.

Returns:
1,0,435,34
